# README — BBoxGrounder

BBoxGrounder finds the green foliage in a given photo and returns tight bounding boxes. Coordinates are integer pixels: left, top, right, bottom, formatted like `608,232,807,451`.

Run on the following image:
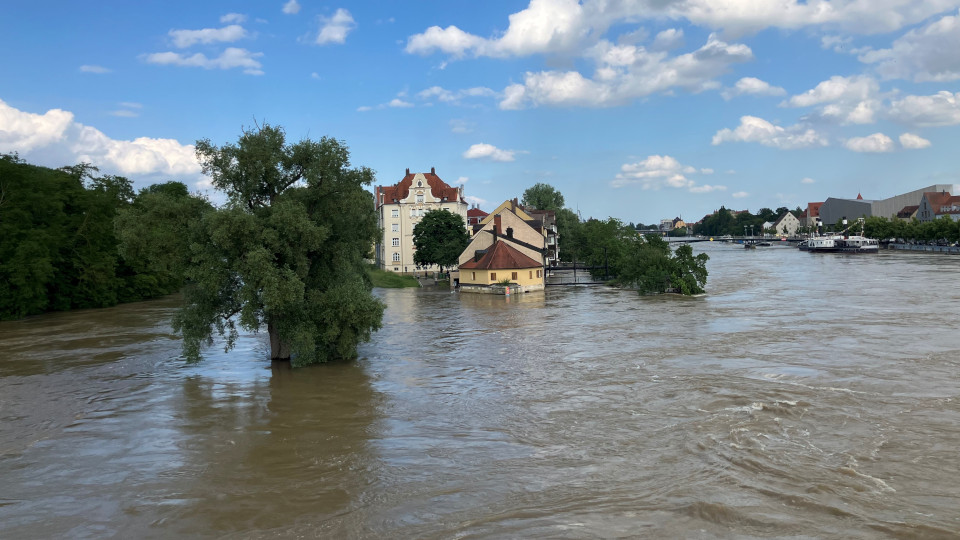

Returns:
668,226,688,237
862,215,960,243
412,209,469,271
614,236,709,295
0,154,193,320
176,124,384,366
366,266,420,288
497,278,513,286
521,182,565,210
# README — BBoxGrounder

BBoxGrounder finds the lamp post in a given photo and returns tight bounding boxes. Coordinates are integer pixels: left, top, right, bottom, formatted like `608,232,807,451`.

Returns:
743,225,747,239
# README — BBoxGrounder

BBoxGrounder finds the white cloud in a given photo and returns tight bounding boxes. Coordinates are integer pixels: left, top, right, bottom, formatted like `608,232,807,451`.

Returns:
844,132,894,152
405,25,487,57
0,98,201,181
454,176,469,185
801,177,816,184
611,154,721,193
888,91,960,127
783,75,881,124
721,77,786,100
463,143,517,162
712,116,829,149
651,28,684,51
465,195,488,206
859,10,960,82
388,98,413,108
499,34,752,109
418,85,496,105
732,191,749,198
220,13,247,24
169,24,248,48
79,64,111,74
310,72,320,80
899,132,932,149
356,106,373,112
821,35,853,52
143,47,264,75
282,0,301,15
316,8,356,45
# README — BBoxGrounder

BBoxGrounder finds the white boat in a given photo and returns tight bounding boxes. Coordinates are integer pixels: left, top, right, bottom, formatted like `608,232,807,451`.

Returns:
799,217,879,254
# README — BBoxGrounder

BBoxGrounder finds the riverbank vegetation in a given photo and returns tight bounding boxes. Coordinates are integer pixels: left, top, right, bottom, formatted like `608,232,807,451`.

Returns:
862,215,960,244
520,185,709,295
0,154,211,320
366,266,420,288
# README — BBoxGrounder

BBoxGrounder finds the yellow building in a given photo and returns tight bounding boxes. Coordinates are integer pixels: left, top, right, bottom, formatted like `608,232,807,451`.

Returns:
459,239,544,294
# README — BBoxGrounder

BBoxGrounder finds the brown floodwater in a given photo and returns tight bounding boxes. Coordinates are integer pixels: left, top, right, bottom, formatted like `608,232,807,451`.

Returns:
1,243,959,538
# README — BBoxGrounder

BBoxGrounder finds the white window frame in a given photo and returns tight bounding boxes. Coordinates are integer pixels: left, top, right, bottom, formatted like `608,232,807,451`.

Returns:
391,223,399,232
392,238,400,247
391,209,399,218
392,252,400,262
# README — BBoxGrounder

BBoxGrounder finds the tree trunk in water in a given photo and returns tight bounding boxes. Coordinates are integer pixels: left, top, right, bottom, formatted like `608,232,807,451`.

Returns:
267,321,291,360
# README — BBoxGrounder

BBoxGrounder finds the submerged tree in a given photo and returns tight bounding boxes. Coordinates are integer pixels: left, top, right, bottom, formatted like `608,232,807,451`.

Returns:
175,124,384,365
412,209,469,273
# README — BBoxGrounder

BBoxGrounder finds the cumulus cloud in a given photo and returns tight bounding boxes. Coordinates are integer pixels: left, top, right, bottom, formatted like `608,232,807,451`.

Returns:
0,99,201,182
220,13,247,24
712,116,829,149
783,75,881,124
844,132,894,152
651,28,684,51
454,176,469,185
316,8,356,45
899,132,932,149
282,0,301,15
465,195,488,206
169,24,248,48
888,91,960,126
801,177,816,184
611,154,723,193
859,10,960,82
417,85,496,105
463,143,517,162
732,191,749,198
721,77,786,100
79,64,111,74
388,98,414,108
143,47,264,75
499,34,752,109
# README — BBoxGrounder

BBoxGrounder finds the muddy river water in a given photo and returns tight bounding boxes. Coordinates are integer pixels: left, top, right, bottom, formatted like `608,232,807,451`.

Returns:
1,243,958,538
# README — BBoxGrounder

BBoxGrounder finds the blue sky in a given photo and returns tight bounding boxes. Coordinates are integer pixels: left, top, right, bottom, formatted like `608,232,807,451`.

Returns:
3,1,960,224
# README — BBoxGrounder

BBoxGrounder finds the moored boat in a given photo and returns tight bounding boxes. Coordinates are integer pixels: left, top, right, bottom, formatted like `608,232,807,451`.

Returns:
799,218,878,253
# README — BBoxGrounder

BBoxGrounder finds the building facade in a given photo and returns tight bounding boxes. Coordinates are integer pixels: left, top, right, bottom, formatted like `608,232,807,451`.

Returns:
374,168,468,273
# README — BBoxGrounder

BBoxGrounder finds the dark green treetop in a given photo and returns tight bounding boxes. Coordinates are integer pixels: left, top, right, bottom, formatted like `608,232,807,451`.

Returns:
521,182,565,211
412,209,470,272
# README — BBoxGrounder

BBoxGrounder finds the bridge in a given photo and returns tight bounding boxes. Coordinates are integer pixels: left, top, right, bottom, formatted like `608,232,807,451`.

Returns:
663,236,804,243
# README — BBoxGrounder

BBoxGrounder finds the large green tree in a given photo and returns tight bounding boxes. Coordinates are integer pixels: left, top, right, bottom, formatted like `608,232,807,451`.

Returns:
521,182,565,210
412,209,469,273
174,124,384,365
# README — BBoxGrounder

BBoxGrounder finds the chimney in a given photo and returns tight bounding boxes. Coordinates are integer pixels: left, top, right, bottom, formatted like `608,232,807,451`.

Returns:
405,168,410,175
431,167,435,174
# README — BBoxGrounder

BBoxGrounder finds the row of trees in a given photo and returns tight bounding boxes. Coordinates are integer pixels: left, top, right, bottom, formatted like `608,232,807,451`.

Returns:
692,206,801,237
2,125,386,367
0,154,211,320
862,215,960,243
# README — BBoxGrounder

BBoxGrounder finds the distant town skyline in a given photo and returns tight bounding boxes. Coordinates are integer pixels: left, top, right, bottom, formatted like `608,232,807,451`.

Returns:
2,1,960,223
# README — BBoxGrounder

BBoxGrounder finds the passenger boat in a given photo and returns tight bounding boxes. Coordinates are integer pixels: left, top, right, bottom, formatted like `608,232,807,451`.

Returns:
799,218,878,253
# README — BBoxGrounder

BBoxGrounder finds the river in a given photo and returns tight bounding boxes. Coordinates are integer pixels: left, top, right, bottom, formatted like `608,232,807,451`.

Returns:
1,243,958,538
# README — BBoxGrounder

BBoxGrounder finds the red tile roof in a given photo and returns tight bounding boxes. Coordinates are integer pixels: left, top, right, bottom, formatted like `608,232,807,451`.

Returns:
376,168,460,207
897,205,919,218
807,202,823,218
467,207,489,218
923,191,954,211
459,240,542,270
856,192,863,200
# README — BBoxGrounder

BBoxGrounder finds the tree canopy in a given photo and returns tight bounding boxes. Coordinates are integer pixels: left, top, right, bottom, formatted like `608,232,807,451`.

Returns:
168,124,384,366
0,154,205,320
521,182,565,211
412,209,469,272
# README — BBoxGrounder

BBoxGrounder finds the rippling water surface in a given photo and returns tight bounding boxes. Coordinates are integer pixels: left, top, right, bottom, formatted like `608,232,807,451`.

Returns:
1,243,959,538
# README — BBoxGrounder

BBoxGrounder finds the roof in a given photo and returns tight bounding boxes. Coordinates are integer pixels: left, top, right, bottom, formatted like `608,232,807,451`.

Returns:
807,202,823,217
459,240,542,270
897,205,919,218
467,207,488,218
856,192,863,200
377,168,460,206
922,191,958,210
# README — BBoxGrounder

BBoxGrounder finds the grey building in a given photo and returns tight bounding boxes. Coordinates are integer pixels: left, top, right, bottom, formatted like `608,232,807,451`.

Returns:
819,184,959,227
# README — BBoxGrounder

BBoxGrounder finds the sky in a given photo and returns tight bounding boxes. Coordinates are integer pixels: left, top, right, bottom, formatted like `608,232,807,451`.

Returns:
3,1,960,224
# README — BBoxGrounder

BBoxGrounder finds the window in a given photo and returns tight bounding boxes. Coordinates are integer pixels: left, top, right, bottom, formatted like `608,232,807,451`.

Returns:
416,194,424,203
537,270,542,278
392,252,400,262
394,267,399,271
529,271,533,279
472,272,476,280
391,209,399,218
512,272,518,280
391,223,399,232
392,238,400,247
490,272,496,281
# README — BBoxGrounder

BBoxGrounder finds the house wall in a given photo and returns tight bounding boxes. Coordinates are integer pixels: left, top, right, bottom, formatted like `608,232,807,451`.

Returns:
460,267,544,286
460,210,546,268
774,213,800,236
874,184,957,221
376,172,468,273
